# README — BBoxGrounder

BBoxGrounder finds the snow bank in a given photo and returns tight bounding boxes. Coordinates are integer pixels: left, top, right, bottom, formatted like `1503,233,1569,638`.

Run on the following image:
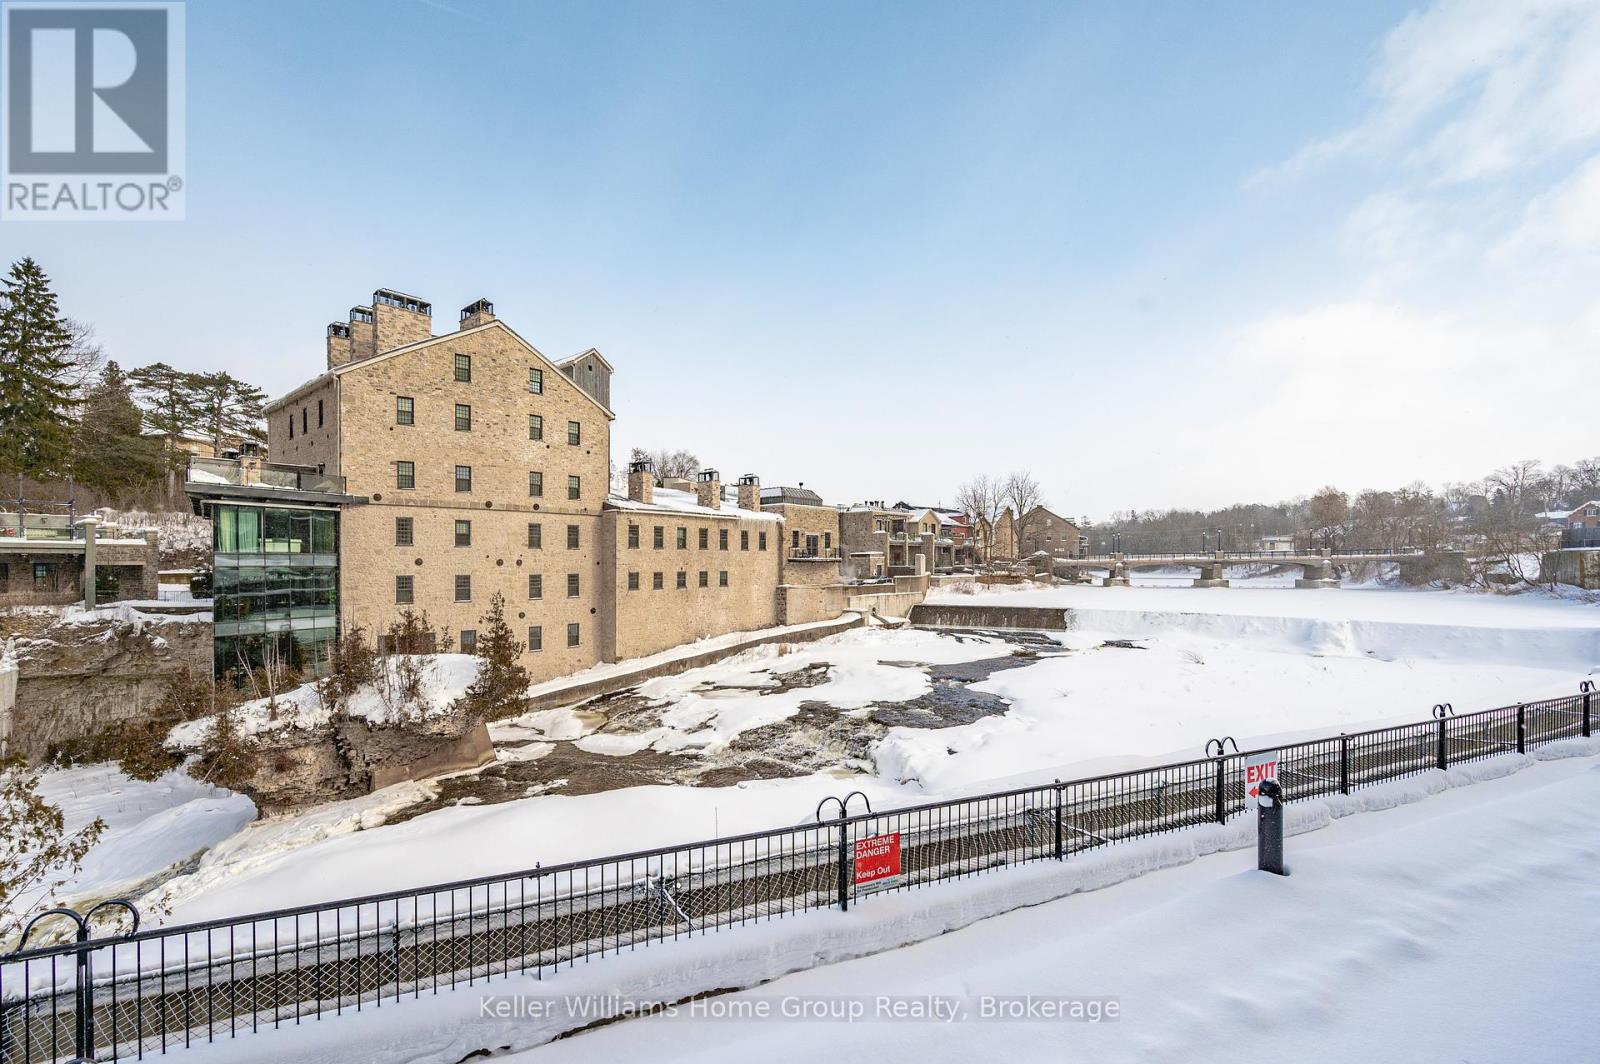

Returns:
34,765,255,907
168,654,480,746
141,781,437,919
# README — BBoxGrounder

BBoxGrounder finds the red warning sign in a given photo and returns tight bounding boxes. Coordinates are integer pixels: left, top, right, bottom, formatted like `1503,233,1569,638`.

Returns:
1244,751,1280,808
852,832,903,891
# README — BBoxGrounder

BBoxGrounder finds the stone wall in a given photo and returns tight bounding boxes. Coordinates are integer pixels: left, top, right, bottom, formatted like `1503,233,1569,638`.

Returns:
1542,549,1600,590
907,603,1071,631
600,506,784,660
9,616,212,761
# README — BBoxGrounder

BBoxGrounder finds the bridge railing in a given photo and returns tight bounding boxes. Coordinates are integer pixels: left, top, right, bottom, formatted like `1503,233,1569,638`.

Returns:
2,683,1592,1063
1068,547,1427,562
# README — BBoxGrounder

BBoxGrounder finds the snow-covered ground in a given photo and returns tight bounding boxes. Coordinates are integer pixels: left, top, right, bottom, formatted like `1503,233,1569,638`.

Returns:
159,741,1600,1064
102,586,1594,928
34,765,255,908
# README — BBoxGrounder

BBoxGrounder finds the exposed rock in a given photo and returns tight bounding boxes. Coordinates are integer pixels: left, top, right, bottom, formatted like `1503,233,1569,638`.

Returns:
10,616,210,761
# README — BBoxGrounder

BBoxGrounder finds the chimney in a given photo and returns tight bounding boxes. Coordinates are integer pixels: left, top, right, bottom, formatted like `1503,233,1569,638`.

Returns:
627,459,654,504
326,322,354,368
736,473,760,512
372,289,432,353
348,306,376,361
695,469,722,510
459,297,495,331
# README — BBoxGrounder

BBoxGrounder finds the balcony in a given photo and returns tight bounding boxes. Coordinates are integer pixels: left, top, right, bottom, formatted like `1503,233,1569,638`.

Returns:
186,457,346,495
0,509,82,542
789,548,841,561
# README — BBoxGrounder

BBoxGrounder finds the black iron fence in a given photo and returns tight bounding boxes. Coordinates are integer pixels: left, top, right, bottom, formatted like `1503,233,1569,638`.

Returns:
2,683,1595,1063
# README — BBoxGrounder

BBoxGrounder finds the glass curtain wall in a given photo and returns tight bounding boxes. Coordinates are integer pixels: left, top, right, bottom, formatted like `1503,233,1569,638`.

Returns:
211,503,339,677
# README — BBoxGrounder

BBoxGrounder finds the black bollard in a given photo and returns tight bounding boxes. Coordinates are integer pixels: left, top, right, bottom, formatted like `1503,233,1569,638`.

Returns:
1256,779,1286,876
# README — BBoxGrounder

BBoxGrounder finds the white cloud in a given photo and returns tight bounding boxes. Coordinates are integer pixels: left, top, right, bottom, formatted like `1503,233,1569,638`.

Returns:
1257,0,1600,185
1177,300,1594,496
1498,152,1600,257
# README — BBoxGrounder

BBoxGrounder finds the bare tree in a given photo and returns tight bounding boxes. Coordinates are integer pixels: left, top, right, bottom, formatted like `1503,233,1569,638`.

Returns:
954,474,1005,564
1003,471,1045,558
631,447,701,481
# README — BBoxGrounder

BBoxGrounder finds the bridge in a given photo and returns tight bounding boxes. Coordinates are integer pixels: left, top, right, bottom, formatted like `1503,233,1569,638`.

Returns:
1033,547,1446,588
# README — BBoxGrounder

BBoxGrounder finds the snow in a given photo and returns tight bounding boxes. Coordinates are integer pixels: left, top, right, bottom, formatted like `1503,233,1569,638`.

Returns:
167,654,481,746
123,587,1599,931
606,485,782,522
32,765,255,908
522,615,859,701
141,781,437,921
157,742,1600,1064
556,626,1003,756
927,581,1600,628
55,601,212,625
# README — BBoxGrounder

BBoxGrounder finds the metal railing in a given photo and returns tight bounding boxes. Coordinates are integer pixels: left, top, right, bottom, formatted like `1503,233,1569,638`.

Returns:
184,458,346,495
1072,547,1426,562
1,682,1594,1063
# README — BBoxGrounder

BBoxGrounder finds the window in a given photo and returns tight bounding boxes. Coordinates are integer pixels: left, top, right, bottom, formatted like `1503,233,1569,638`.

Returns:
396,396,414,425
567,475,581,500
395,517,413,546
529,471,544,497
455,403,472,431
567,421,581,446
741,530,749,550
528,367,544,394
698,528,709,550
455,519,471,547
460,629,477,654
287,414,294,440
792,530,801,551
676,570,687,589
759,531,767,550
528,414,543,441
824,532,832,550
567,573,580,598
454,353,472,382
396,461,415,490
676,527,688,549
527,522,542,549
719,570,729,587
455,465,473,492
628,524,639,549
652,571,664,590
653,525,664,549
528,626,543,652
301,409,308,434
395,575,414,604
719,529,728,550
566,622,580,648
567,524,580,549
528,573,543,599
627,571,640,591
698,570,708,588
454,574,471,601
317,399,324,427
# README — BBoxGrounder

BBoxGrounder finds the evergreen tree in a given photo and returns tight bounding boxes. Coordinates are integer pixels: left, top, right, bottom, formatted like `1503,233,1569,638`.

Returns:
71,361,167,499
191,370,267,453
0,258,80,486
459,593,529,719
128,361,204,454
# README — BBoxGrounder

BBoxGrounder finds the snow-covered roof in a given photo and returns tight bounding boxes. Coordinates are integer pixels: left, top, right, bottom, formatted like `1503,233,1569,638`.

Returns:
606,486,781,522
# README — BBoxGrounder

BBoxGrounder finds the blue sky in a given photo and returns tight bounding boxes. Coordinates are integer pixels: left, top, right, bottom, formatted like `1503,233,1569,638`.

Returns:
10,0,1599,516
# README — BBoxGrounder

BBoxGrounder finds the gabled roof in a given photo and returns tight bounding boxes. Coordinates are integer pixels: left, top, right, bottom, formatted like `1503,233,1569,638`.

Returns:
559,347,614,373
267,320,616,420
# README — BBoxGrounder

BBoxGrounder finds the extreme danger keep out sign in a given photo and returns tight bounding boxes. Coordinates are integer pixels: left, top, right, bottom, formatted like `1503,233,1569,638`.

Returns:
1244,751,1280,809
853,832,903,893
